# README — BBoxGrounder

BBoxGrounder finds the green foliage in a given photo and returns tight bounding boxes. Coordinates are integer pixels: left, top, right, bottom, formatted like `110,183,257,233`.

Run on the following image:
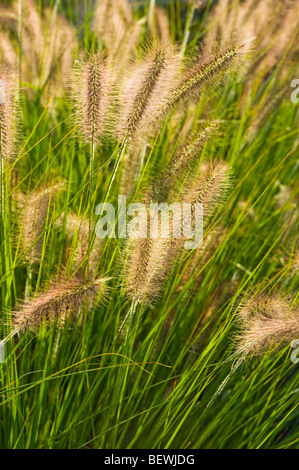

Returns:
0,0,298,449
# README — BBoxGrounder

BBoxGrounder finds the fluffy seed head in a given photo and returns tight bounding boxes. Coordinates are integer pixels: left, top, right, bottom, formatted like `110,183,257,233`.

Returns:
72,52,112,144
120,141,146,199
247,79,291,140
236,292,299,356
124,160,231,304
181,160,231,224
157,43,248,120
0,61,18,162
0,32,19,68
149,6,171,42
117,42,180,142
149,120,221,202
17,181,65,264
41,7,78,97
205,0,297,79
113,19,144,76
124,234,171,304
93,0,134,53
0,1,77,99
11,274,109,333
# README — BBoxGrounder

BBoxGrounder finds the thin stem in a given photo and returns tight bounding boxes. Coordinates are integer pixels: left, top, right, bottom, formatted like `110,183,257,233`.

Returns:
104,140,127,205
89,140,95,209
115,299,138,346
112,299,138,446
18,0,23,94
148,0,156,28
25,263,32,300
180,1,196,59
88,140,96,270
90,141,95,197
204,357,244,412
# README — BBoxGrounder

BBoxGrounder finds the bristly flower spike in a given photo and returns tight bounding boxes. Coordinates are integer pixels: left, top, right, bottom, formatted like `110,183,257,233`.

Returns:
117,42,180,143
3,274,110,342
72,51,112,228
236,292,299,357
0,60,18,225
72,52,112,145
124,160,231,304
136,41,253,136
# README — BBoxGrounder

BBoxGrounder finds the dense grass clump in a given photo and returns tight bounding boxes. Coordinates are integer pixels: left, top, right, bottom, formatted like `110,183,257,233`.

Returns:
0,0,298,449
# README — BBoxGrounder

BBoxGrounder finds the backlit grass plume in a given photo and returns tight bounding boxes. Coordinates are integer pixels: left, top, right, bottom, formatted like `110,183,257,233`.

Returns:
17,181,65,265
149,120,221,202
247,79,292,140
113,18,144,76
0,60,18,226
152,42,251,126
72,52,112,145
180,160,231,224
0,0,297,451
0,0,78,101
0,61,18,163
41,6,78,99
124,160,230,304
5,273,109,340
72,52,113,203
165,160,230,273
0,32,19,74
149,6,171,42
117,42,180,142
236,292,299,356
124,231,170,305
205,0,298,79
93,0,134,54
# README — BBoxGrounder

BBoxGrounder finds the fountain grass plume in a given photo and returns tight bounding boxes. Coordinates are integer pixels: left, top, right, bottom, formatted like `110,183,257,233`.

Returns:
236,292,299,356
3,273,109,342
117,41,180,143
